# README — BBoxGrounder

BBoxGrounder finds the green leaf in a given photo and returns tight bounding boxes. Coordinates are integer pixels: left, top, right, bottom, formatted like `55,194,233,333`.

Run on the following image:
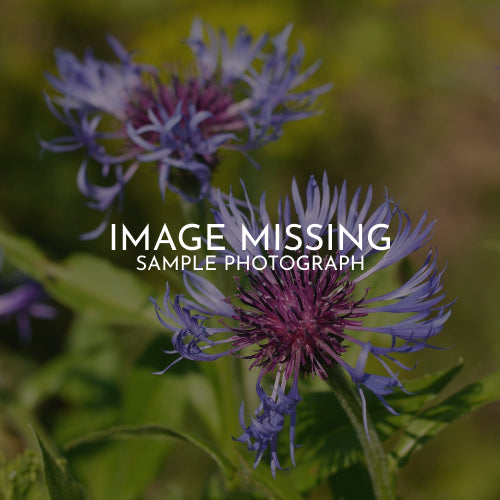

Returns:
60,420,303,500
390,369,500,468
20,315,120,411
0,230,49,282
46,253,157,328
375,359,464,439
0,228,160,330
41,335,222,500
46,343,183,500
291,361,463,492
34,429,85,500
63,424,235,479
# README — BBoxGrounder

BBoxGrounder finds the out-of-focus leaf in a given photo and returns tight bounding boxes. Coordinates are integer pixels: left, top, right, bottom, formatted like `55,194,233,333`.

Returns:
63,423,303,500
0,230,49,281
34,429,84,500
63,424,235,479
51,335,224,500
292,361,463,492
20,315,120,411
46,253,157,328
390,370,500,468
0,228,160,329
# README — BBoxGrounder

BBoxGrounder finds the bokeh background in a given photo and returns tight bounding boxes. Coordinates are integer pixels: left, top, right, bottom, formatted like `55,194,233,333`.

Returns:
1,0,499,498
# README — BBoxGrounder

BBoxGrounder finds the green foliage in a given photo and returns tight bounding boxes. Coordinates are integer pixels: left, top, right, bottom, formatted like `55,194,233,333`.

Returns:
290,360,500,496
63,424,236,480
0,450,44,500
0,229,160,330
62,424,306,500
390,369,500,469
34,430,85,500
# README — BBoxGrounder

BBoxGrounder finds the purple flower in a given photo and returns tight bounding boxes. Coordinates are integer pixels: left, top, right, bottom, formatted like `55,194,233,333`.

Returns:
42,21,330,239
152,173,452,476
45,35,144,119
0,261,56,342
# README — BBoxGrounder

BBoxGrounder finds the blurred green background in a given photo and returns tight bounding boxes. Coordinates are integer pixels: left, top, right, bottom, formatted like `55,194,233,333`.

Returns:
1,0,499,498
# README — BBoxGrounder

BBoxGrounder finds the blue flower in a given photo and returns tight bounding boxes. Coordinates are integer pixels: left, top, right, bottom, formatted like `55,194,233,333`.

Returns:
42,21,330,239
152,173,452,476
0,258,56,342
45,35,144,119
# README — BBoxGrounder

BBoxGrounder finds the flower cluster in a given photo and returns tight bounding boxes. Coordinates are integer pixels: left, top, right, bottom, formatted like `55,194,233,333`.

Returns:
42,21,330,238
152,174,452,476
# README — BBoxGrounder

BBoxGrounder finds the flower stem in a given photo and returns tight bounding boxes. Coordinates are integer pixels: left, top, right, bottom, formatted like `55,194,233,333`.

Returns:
326,365,395,500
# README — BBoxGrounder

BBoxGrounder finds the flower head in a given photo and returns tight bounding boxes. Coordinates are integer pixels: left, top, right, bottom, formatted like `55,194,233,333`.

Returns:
152,173,452,476
42,21,330,239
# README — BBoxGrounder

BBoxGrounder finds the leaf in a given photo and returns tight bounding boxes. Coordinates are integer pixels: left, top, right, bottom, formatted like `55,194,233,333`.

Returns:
375,359,463,438
20,314,120,411
46,254,157,328
291,361,463,492
34,429,85,500
0,228,160,330
63,424,236,480
61,420,303,500
46,339,186,500
0,230,49,282
390,369,500,468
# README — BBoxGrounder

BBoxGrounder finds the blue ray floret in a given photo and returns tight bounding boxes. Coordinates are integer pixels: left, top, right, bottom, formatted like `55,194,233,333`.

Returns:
151,173,453,476
42,20,330,238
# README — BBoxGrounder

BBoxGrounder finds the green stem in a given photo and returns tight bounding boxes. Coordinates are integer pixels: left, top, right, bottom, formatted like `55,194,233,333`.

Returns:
326,365,395,500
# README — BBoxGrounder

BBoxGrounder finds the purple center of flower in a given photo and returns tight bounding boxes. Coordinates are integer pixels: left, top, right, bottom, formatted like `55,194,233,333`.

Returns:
230,258,368,380
161,78,245,133
127,76,246,166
